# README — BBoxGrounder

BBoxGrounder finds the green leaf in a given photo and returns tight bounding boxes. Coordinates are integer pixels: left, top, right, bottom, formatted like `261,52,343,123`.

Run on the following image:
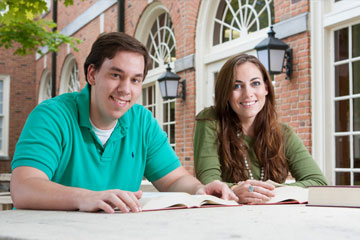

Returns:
0,0,83,56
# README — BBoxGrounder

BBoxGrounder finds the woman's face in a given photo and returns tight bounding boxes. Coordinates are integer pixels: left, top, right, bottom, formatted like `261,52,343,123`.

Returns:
229,62,268,125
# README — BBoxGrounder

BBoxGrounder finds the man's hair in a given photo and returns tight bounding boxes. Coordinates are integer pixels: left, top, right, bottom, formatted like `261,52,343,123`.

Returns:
84,32,150,82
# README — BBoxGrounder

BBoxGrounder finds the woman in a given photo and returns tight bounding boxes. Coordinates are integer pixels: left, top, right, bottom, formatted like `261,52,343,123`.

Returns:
194,54,327,204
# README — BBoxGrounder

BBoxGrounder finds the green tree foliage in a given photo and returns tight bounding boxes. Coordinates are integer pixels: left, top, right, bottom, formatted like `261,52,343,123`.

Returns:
0,0,81,56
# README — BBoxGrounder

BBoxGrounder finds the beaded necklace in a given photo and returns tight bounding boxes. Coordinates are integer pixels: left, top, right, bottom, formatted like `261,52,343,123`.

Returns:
245,157,264,181
237,130,265,181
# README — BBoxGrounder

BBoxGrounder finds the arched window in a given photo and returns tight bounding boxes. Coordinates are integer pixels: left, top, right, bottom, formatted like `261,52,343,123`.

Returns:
59,54,80,94
135,3,177,149
146,12,176,70
38,70,52,103
195,0,274,113
213,0,274,45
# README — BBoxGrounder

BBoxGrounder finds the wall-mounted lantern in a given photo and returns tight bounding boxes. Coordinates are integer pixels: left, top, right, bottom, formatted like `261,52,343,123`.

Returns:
255,26,293,79
157,64,186,101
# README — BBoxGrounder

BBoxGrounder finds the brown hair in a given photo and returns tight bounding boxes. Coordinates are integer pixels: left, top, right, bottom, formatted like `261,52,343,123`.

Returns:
84,32,150,82
214,54,288,183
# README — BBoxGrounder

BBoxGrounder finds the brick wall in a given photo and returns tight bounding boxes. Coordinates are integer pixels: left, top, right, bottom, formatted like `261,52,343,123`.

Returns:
2,0,313,175
125,0,201,174
274,0,312,153
0,47,36,173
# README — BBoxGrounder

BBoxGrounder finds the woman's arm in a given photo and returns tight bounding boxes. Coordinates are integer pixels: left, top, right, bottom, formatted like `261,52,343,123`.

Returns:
283,125,328,187
194,117,230,185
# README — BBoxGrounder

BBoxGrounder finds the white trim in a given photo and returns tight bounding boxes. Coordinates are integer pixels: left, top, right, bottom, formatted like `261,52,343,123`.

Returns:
135,2,169,43
324,1,360,28
203,29,270,65
38,69,52,104
43,55,47,69
310,0,327,177
196,0,220,114
37,0,117,59
0,75,10,157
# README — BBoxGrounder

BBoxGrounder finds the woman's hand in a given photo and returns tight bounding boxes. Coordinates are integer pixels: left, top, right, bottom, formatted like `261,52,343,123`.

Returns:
232,180,275,204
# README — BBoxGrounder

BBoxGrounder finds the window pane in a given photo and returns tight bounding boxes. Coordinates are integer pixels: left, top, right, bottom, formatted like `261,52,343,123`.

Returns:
170,124,175,144
163,125,168,135
352,23,360,58
68,62,79,93
170,101,175,122
354,135,360,168
335,136,350,168
213,0,274,45
148,87,153,105
335,64,349,97
336,172,350,185
354,173,360,185
354,98,360,131
146,12,176,70
142,89,146,105
163,102,168,122
335,100,349,132
353,60,360,94
334,27,348,62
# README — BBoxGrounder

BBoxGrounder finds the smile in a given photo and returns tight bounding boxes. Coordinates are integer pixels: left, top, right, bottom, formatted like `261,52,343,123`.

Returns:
241,101,257,106
111,96,130,106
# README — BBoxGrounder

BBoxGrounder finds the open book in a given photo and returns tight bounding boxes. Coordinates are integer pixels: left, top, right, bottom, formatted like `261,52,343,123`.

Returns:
307,186,360,208
139,192,239,211
254,180,309,204
265,185,308,204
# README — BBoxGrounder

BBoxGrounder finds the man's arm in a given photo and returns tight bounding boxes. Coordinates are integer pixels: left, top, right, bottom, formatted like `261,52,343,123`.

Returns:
152,166,238,201
10,166,142,213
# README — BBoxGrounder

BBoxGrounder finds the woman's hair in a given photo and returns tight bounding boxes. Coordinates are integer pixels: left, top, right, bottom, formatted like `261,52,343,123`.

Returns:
214,54,288,183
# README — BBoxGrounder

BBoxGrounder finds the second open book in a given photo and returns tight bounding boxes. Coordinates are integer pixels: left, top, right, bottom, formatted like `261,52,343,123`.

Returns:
138,182,308,211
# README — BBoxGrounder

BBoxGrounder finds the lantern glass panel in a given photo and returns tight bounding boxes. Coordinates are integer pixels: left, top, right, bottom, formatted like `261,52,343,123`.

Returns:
257,49,269,72
159,80,167,99
269,49,285,73
166,80,179,98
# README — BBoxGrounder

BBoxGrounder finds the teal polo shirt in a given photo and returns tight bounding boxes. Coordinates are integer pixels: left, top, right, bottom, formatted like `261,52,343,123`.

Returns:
12,84,181,191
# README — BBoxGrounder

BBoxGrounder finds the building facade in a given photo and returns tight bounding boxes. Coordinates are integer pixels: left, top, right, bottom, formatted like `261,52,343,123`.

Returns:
0,0,359,186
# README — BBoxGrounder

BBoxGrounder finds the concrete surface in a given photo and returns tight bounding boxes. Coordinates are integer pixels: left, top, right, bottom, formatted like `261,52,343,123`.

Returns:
0,204,359,240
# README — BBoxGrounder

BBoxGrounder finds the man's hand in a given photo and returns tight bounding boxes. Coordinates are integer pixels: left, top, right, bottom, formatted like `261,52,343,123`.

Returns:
11,166,143,214
195,180,239,202
77,190,143,214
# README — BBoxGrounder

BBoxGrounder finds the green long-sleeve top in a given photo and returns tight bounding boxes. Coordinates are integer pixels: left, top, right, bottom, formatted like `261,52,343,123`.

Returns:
194,107,327,188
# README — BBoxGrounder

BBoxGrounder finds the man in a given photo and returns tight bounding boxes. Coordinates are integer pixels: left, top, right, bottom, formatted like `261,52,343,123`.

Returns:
10,32,237,213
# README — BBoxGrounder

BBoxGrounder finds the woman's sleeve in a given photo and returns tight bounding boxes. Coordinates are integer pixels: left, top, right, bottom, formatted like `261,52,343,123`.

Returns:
193,118,234,187
283,125,328,187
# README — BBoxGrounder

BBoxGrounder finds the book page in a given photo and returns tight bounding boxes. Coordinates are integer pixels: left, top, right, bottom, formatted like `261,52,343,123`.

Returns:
139,192,239,211
188,195,239,207
266,186,308,204
140,192,193,210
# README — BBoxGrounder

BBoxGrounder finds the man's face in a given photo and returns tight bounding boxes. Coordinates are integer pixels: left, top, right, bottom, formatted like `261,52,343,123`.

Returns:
87,51,145,129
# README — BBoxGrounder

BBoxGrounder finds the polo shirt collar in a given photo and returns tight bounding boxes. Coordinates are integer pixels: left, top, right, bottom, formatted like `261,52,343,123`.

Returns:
75,83,129,135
